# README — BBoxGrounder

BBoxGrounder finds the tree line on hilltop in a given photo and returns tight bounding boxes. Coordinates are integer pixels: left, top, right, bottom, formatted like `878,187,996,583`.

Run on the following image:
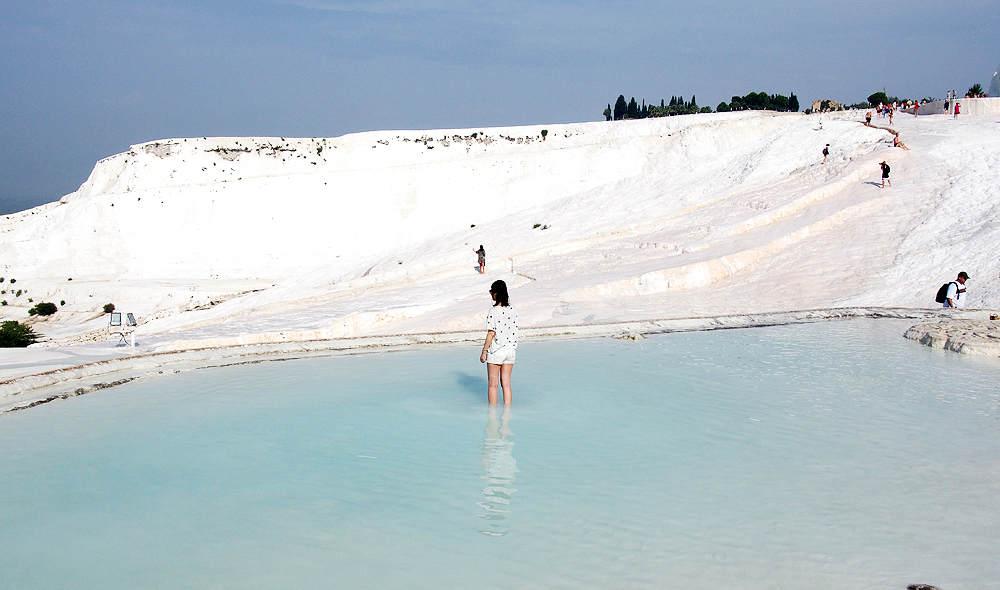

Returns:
604,92,799,120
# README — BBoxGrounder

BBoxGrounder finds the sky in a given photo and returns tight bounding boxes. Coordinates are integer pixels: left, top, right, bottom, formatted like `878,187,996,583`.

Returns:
2,0,998,214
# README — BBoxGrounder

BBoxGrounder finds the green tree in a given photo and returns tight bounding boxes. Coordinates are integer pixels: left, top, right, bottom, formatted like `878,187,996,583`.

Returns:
614,95,627,120
968,83,984,96
789,93,799,112
627,97,639,119
867,91,889,106
0,320,38,347
717,102,730,112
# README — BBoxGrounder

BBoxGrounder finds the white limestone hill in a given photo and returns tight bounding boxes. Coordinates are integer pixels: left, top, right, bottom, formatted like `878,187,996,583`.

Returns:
2,110,998,352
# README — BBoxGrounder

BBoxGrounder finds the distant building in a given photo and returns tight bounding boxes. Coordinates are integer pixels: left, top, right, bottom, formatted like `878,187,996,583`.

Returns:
990,63,1000,98
811,99,845,112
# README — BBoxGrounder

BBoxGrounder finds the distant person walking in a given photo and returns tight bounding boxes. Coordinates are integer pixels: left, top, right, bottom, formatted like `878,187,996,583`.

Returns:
865,111,872,126
880,161,891,187
474,245,486,274
939,271,970,308
822,144,830,163
480,280,517,405
888,107,894,125
913,102,920,116
954,103,961,119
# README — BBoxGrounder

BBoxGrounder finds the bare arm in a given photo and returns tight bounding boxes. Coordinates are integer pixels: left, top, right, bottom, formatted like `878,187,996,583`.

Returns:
480,330,495,363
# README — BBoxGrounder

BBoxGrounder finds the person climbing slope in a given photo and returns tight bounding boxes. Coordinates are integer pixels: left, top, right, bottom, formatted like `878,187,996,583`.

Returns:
880,161,891,188
474,245,486,274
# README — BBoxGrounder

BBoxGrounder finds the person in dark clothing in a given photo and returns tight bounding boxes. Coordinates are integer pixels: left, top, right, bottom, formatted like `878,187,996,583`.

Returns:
822,144,830,163
474,245,486,274
880,161,891,188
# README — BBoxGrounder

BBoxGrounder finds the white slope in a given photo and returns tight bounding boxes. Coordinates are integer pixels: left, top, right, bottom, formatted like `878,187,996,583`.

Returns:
1,110,998,356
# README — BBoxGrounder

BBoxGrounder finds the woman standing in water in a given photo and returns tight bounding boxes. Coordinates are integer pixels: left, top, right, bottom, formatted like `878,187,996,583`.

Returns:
480,280,517,404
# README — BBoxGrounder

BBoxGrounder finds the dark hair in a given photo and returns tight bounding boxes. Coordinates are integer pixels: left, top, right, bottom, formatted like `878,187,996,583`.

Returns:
490,280,509,307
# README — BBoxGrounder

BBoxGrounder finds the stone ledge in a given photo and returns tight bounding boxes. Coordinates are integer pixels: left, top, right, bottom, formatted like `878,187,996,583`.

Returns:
904,319,1000,356
0,307,982,414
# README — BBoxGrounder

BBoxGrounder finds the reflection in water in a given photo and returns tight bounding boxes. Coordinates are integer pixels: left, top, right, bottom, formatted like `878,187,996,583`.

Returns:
477,406,518,536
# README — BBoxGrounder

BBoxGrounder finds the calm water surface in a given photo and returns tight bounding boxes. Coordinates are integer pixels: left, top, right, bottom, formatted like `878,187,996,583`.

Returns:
2,319,999,590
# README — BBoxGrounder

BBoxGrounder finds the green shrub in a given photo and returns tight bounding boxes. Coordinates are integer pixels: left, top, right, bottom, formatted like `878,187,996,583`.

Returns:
15,290,21,297
60,300,66,306
103,303,116,313
1,301,6,306
29,302,57,316
8,279,14,284
541,129,548,140
0,321,38,347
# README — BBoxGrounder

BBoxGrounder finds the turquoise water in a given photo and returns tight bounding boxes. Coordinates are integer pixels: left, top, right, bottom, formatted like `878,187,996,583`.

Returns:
2,319,999,590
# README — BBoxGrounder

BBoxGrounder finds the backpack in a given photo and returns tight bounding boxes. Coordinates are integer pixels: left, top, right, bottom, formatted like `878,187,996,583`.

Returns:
935,282,956,304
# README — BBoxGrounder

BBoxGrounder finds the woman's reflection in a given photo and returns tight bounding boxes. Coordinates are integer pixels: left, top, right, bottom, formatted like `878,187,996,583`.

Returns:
477,405,518,536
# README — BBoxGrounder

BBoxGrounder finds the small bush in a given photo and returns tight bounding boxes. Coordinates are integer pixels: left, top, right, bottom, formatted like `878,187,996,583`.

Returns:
0,321,38,347
9,279,15,284
15,290,21,297
29,302,57,316
1,301,6,306
541,129,548,140
60,300,66,306
103,303,116,313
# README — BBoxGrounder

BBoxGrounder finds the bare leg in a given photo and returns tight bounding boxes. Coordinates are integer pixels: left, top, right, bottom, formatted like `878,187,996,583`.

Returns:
499,363,513,404
487,362,501,404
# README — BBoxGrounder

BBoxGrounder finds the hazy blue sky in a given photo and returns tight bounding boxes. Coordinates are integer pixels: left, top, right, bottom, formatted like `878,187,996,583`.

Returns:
2,0,997,213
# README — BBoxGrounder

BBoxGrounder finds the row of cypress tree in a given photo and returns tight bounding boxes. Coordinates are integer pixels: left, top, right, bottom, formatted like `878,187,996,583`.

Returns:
604,92,799,120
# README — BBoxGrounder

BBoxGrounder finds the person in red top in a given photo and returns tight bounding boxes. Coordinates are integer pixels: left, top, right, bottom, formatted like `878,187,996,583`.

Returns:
954,103,961,119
